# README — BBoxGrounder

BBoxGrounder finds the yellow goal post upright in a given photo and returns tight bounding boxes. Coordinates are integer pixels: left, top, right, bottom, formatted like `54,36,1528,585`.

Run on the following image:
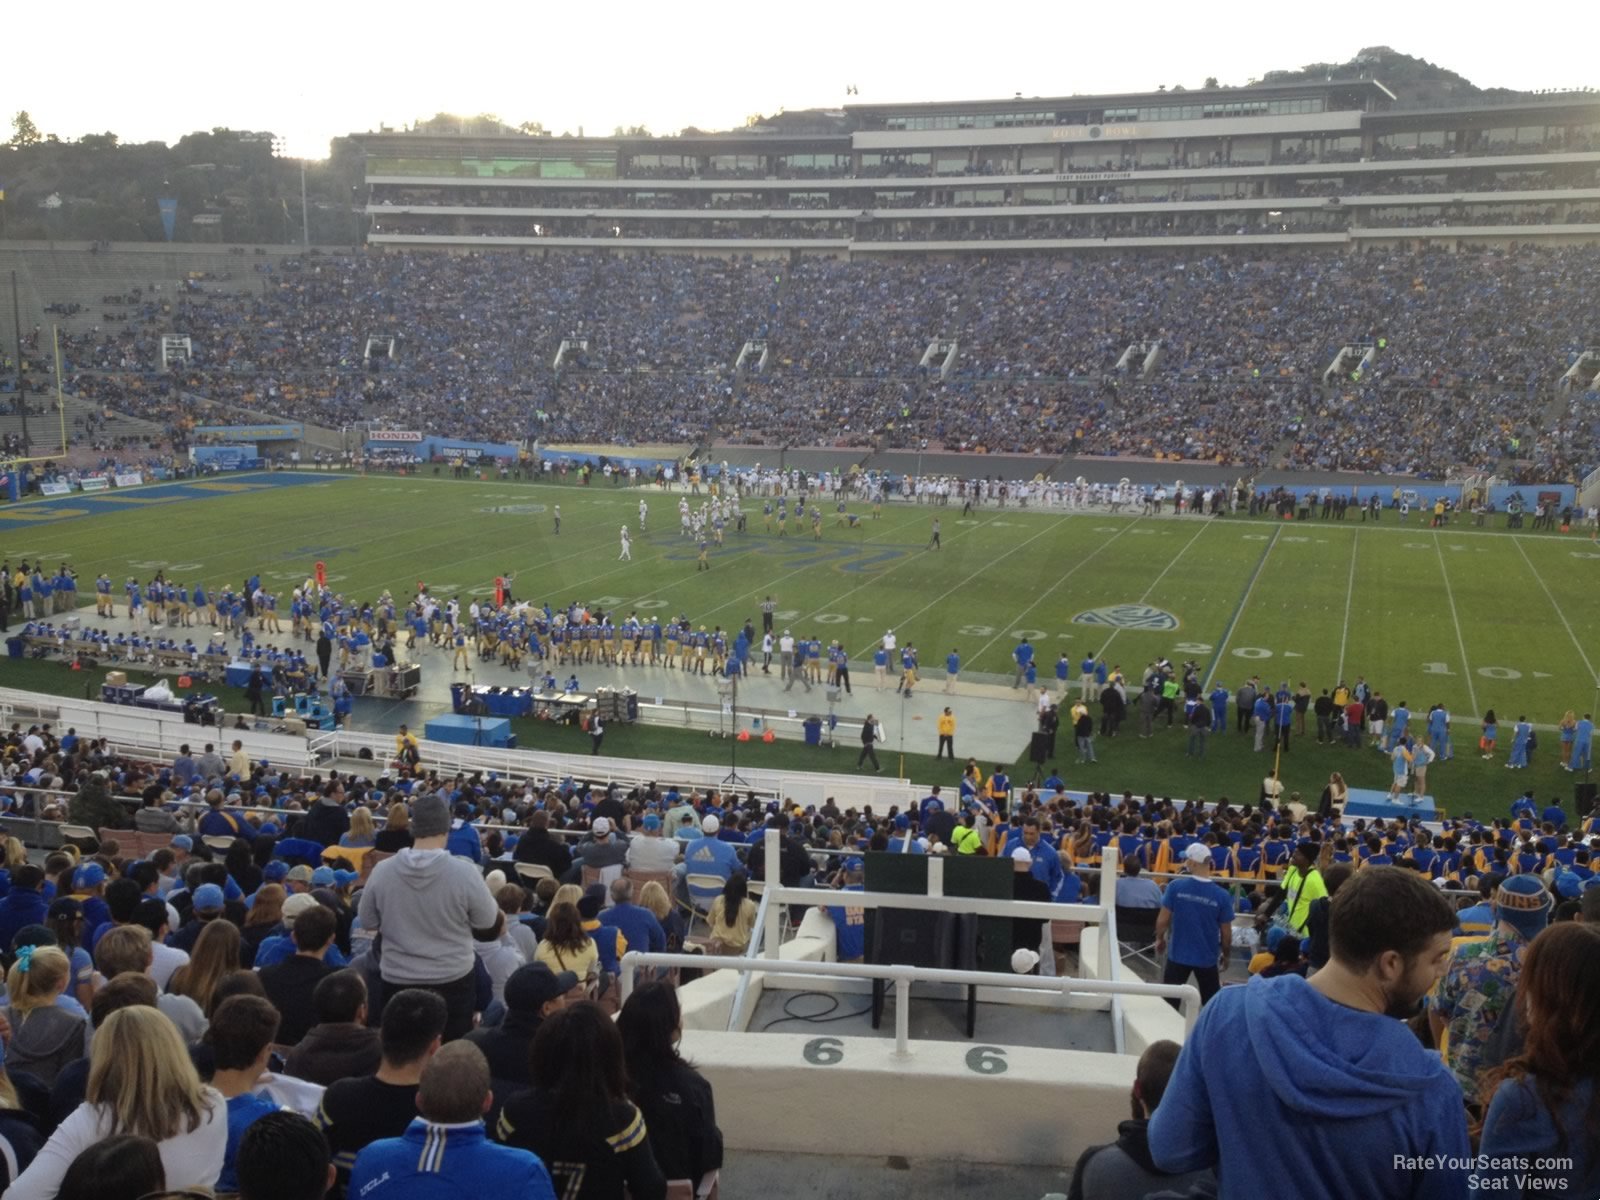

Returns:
0,325,74,498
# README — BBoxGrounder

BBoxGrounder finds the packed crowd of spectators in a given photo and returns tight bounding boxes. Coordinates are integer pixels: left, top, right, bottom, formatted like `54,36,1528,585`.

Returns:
1,689,1600,1197
38,245,1600,476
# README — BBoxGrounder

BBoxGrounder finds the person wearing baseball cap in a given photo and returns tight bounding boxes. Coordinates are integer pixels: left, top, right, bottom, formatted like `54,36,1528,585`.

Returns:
1426,872,1553,1098
574,816,629,877
466,963,579,1106
357,792,500,1041
1154,841,1234,1007
673,814,739,913
285,864,315,894
167,881,228,955
624,812,679,875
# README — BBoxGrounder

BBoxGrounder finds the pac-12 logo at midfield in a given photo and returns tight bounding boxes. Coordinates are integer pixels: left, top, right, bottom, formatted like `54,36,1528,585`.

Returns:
1072,605,1179,631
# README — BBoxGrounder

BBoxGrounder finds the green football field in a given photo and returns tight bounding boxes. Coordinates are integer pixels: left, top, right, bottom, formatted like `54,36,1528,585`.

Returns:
4,471,1598,722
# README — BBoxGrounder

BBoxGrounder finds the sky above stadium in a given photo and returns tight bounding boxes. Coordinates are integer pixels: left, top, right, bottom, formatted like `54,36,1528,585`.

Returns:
10,1,1597,159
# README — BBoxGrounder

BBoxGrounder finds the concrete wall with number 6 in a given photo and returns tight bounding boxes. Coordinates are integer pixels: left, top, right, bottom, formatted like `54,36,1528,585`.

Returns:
681,1029,1134,1167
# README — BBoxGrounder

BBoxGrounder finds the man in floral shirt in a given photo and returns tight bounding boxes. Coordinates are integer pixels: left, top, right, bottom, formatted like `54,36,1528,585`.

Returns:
1425,873,1551,1101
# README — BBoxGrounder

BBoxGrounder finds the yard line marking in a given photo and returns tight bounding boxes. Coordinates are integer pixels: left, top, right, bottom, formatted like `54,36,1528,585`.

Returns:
1091,519,1214,663
967,517,1153,666
850,515,1069,660
1433,531,1479,715
1336,529,1358,682
1202,526,1280,692
1510,536,1599,689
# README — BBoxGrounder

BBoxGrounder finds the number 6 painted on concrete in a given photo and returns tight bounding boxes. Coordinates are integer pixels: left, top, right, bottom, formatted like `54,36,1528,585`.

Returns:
803,1037,844,1066
965,1045,1008,1075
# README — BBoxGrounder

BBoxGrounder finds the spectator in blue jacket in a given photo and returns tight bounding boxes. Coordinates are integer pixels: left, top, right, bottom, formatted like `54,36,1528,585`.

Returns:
349,1040,555,1199
0,866,49,951
1149,866,1468,1200
673,816,739,911
447,804,485,863
599,878,665,958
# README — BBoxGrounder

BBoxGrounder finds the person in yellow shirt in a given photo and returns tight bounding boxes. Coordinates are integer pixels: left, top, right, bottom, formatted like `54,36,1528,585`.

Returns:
950,812,983,855
536,900,600,988
936,708,956,760
394,724,420,771
707,873,758,954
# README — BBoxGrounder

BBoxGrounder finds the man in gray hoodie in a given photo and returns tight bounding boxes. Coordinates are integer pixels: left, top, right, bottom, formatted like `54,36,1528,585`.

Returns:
358,792,498,1040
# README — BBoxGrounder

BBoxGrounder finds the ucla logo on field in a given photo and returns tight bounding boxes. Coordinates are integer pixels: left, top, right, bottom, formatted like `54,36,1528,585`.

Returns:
1072,605,1179,631
480,504,548,515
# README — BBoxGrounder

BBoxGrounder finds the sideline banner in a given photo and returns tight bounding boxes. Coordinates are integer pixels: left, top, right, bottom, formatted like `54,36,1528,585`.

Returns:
192,445,260,470
40,481,72,496
113,472,144,488
80,477,110,492
193,423,304,441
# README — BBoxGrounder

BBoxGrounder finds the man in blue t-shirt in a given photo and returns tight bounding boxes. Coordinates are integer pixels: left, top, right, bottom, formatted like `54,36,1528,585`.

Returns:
1012,638,1034,689
825,859,867,961
1155,843,1233,1006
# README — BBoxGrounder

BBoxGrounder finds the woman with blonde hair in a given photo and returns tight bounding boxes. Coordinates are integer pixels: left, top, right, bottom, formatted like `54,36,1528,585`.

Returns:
3,944,89,1087
1,837,26,871
166,919,241,1015
638,880,686,952
340,805,376,849
535,901,598,984
372,800,413,852
1558,710,1579,768
551,883,584,910
5,1006,227,1198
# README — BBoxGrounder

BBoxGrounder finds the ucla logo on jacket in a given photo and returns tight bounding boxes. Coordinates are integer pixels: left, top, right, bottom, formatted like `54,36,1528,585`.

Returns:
1072,604,1179,631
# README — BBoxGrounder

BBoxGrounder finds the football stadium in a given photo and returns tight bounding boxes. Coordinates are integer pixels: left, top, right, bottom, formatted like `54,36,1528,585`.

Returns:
1,45,1599,1200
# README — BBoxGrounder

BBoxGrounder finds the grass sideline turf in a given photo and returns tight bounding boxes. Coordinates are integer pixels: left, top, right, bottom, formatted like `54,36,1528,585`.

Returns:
2,470,1596,817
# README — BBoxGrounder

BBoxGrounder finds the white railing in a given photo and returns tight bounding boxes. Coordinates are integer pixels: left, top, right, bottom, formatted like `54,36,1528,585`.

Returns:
641,831,1166,1053
618,951,1199,1056
0,686,318,770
